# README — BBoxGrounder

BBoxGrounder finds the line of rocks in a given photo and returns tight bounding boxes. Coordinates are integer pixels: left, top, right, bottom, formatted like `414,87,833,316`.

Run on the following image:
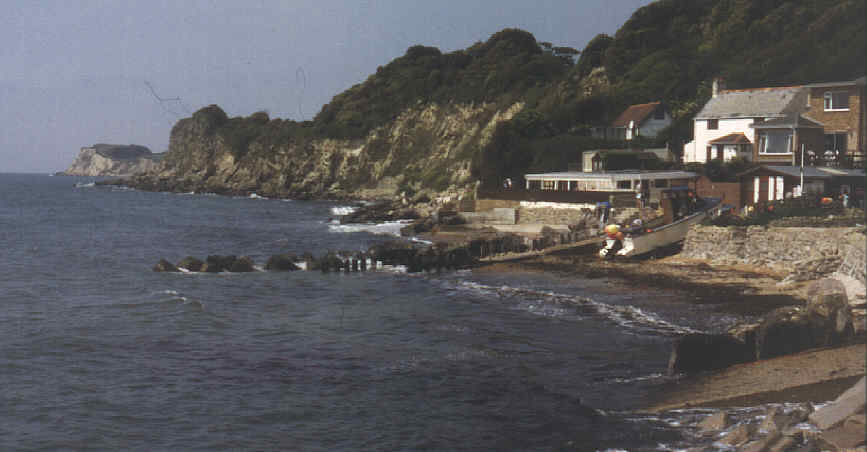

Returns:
668,278,864,375
152,238,485,274
692,377,865,451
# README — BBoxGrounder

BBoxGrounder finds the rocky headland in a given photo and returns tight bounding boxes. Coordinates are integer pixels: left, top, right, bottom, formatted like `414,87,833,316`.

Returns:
62,144,162,177
119,101,519,201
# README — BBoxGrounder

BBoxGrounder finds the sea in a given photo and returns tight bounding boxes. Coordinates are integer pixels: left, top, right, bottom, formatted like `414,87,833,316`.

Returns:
0,173,777,451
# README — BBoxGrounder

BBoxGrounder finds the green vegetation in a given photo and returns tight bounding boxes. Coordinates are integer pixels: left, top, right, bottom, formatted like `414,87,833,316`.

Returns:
176,0,865,194
706,194,855,227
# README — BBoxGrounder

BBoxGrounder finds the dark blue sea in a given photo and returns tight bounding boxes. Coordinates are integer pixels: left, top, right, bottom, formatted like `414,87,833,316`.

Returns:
0,173,749,451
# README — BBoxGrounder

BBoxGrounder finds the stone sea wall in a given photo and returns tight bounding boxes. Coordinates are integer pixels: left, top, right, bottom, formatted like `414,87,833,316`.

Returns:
681,226,866,284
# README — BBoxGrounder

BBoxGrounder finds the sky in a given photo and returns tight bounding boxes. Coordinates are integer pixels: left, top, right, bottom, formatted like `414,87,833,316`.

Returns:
0,0,655,173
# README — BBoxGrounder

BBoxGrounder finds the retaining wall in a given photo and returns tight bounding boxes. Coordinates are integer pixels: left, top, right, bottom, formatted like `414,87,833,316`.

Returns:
681,226,866,284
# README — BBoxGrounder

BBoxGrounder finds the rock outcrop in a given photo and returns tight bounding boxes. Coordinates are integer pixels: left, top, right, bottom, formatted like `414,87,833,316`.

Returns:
668,278,860,374
126,102,522,200
64,144,162,177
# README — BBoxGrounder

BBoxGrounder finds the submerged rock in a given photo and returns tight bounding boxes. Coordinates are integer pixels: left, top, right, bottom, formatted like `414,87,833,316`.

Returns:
153,259,179,272
265,253,301,271
229,256,256,272
177,256,204,272
201,255,238,273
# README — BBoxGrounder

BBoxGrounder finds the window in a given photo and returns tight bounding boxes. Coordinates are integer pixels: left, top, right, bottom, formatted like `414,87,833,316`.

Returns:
542,180,555,190
654,107,665,120
758,131,793,154
753,176,760,203
654,179,668,188
825,133,847,153
707,119,719,130
616,180,632,189
824,91,849,111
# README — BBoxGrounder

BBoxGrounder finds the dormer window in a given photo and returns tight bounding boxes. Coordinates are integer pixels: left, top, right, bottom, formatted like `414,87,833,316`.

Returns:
824,91,849,111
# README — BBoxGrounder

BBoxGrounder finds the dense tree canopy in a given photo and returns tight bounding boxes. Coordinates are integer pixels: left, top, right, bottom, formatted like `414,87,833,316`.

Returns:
188,0,866,190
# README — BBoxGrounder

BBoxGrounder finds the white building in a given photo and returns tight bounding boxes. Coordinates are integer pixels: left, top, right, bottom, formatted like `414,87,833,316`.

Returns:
524,170,697,203
683,80,810,163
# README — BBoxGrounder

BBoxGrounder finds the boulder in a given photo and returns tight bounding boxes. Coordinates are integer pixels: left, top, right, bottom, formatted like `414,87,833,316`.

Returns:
177,256,204,272
153,259,179,272
719,423,757,447
229,256,256,272
698,411,731,433
667,333,755,375
760,404,812,433
809,377,866,430
806,278,854,340
754,304,853,361
317,252,344,272
265,253,301,271
201,255,237,273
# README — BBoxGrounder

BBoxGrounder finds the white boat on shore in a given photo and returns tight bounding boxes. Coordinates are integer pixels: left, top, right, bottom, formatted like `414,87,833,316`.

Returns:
600,189,721,258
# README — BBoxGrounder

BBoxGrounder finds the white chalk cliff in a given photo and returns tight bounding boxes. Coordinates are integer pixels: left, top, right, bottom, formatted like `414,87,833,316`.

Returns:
64,144,162,177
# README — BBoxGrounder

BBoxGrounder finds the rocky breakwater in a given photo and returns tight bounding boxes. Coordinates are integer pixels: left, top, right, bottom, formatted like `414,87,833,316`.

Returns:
62,144,162,177
124,101,521,200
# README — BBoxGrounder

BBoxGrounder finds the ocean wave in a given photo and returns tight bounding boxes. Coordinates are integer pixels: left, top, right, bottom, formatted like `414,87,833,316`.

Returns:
327,220,412,237
73,181,95,188
330,205,358,216
453,281,698,336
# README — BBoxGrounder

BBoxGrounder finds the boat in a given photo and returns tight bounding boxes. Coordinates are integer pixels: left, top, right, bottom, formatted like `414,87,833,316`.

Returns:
599,188,720,259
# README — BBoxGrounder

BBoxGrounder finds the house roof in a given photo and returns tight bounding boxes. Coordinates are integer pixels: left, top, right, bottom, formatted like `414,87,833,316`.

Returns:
738,165,866,179
708,133,751,145
695,86,807,120
805,75,867,88
611,102,662,127
750,115,824,129
525,170,698,181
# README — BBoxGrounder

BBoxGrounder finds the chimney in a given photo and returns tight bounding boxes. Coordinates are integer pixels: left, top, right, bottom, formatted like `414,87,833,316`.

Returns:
712,77,726,98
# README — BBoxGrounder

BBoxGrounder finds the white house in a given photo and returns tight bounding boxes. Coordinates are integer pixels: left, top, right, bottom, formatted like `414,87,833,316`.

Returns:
594,102,671,141
683,79,810,163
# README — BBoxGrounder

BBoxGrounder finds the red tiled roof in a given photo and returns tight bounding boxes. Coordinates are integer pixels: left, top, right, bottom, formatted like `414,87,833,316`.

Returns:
611,102,662,127
708,133,752,145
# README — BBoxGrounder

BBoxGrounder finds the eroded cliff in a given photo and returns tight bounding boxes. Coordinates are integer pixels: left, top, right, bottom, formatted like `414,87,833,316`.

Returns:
130,102,523,200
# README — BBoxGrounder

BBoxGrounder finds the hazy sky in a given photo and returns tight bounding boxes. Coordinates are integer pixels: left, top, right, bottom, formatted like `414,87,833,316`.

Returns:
1,0,655,172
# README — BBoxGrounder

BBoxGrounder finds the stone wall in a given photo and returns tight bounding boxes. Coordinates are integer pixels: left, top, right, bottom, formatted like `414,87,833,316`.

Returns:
474,199,520,211
516,206,594,225
459,208,516,225
681,226,866,284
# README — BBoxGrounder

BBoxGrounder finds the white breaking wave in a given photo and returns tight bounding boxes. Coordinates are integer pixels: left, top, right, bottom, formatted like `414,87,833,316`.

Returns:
454,281,698,336
330,205,358,216
328,220,412,237
248,193,267,199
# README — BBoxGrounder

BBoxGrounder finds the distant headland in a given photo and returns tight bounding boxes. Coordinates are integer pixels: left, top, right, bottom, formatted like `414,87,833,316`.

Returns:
58,143,163,177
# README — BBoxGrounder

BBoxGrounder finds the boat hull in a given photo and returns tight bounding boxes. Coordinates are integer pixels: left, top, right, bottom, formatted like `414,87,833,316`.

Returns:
598,199,720,259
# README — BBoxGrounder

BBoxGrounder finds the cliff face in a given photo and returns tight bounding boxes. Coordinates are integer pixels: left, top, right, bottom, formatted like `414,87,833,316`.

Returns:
133,102,522,199
65,144,162,177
